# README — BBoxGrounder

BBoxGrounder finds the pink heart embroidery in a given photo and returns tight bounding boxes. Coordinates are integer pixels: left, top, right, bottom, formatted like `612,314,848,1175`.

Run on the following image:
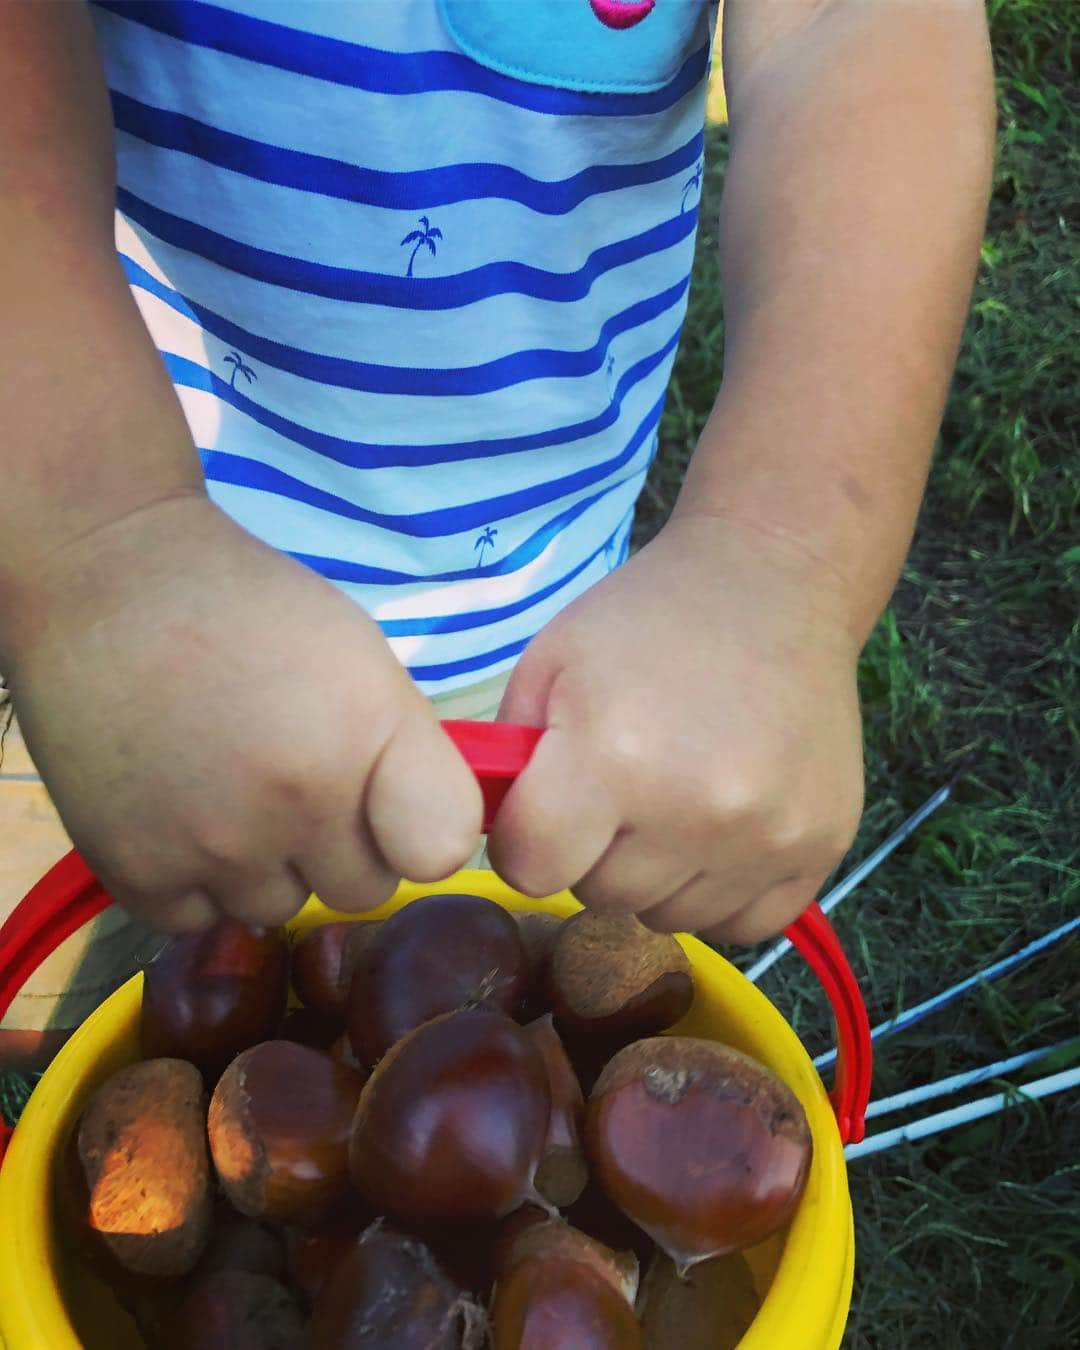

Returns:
589,0,656,31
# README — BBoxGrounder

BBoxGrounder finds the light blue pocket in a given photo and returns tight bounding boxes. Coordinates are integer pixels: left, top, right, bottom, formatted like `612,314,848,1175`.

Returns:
439,0,709,95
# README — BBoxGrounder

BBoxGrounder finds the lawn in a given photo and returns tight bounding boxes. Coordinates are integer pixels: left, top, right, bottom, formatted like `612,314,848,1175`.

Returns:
2,1,1077,1345
635,1,1079,1344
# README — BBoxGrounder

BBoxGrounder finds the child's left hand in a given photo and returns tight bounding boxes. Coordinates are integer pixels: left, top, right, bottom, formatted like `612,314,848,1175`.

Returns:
487,512,866,943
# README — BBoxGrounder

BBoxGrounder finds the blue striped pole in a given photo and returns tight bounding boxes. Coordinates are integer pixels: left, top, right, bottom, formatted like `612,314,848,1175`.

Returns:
864,1038,1080,1120
846,1065,1080,1160
815,915,1080,1071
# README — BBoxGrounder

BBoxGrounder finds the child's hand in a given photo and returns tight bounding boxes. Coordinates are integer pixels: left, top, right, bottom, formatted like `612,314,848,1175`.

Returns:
488,513,865,943
8,496,482,933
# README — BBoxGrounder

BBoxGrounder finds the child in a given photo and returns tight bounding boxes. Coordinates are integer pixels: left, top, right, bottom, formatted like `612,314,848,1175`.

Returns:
0,0,993,1061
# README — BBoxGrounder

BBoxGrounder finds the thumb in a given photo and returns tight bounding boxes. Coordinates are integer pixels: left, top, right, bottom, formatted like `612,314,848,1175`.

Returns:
364,708,484,882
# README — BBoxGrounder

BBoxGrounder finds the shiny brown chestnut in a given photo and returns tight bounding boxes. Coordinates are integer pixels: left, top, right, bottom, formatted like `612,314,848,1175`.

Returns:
637,1249,761,1350
491,1260,642,1350
307,1220,487,1349
290,920,381,1018
208,1040,366,1222
349,1008,550,1227
283,1191,375,1308
548,912,693,1048
496,1216,639,1306
586,1037,812,1272
76,1058,212,1278
524,1013,588,1207
141,921,289,1083
346,894,529,1065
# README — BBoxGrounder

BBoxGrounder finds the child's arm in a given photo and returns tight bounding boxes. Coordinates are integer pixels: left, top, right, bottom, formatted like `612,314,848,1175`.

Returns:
0,4,481,932
490,0,994,941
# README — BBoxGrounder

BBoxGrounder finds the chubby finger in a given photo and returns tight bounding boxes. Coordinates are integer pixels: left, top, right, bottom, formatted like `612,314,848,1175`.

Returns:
365,713,484,882
295,811,399,916
702,876,814,947
573,835,701,917
204,867,310,930
121,886,220,936
487,726,620,898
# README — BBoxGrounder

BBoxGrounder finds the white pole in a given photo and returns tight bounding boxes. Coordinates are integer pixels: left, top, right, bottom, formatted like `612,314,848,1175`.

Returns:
815,914,1080,1071
846,1065,1080,1161
864,1038,1080,1120
744,781,955,985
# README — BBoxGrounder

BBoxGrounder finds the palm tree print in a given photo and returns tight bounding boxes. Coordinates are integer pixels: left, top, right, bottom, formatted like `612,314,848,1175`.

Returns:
401,216,444,277
224,350,257,391
681,161,704,213
474,526,498,569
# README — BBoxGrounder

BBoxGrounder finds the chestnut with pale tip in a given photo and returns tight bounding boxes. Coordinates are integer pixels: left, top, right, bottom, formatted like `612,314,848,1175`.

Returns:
523,1013,588,1207
548,912,694,1046
586,1037,812,1272
490,1219,641,1350
208,1040,366,1222
349,1007,551,1227
76,1058,212,1279
141,921,289,1083
346,894,530,1066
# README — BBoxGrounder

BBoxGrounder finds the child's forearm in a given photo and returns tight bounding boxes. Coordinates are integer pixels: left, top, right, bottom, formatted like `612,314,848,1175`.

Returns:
0,3,204,659
676,0,995,646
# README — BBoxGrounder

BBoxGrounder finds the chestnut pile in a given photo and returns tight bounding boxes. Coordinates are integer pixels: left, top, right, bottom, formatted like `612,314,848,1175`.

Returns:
70,896,812,1349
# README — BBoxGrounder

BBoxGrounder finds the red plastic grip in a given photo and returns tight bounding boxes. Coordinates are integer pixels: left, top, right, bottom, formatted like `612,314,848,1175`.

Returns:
0,720,871,1161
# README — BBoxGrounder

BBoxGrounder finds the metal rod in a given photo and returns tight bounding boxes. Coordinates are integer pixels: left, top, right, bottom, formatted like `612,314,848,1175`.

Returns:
864,1038,1080,1120
846,1065,1080,1160
744,779,956,985
815,914,1080,1070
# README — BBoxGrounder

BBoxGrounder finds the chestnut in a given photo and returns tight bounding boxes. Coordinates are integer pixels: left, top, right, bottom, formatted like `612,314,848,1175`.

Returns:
307,1220,487,1349
586,1037,812,1272
290,920,381,1018
490,1219,642,1350
76,1058,212,1278
637,1249,760,1349
346,894,529,1066
548,912,693,1049
160,1269,305,1350
141,921,289,1083
208,1040,366,1222
349,1008,550,1227
284,1192,375,1308
513,911,563,1019
496,1216,639,1306
524,1014,588,1208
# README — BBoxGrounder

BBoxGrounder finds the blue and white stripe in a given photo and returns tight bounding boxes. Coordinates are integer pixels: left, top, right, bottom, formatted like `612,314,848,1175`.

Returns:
91,0,712,689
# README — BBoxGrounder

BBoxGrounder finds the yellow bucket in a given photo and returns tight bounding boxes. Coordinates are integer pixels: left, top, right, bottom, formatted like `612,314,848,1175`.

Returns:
0,870,854,1349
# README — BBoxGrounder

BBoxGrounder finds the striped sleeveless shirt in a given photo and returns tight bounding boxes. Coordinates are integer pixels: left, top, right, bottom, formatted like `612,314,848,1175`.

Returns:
89,1,713,691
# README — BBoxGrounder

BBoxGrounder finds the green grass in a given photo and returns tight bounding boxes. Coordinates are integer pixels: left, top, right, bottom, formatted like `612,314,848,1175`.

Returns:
636,1,1079,1344
3,2,1076,1345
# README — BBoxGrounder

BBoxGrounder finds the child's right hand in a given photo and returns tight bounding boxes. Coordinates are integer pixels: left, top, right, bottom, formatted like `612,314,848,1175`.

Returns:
6,495,483,933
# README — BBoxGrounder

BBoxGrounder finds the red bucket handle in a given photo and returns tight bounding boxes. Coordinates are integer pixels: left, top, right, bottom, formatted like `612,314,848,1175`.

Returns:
0,721,870,1160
